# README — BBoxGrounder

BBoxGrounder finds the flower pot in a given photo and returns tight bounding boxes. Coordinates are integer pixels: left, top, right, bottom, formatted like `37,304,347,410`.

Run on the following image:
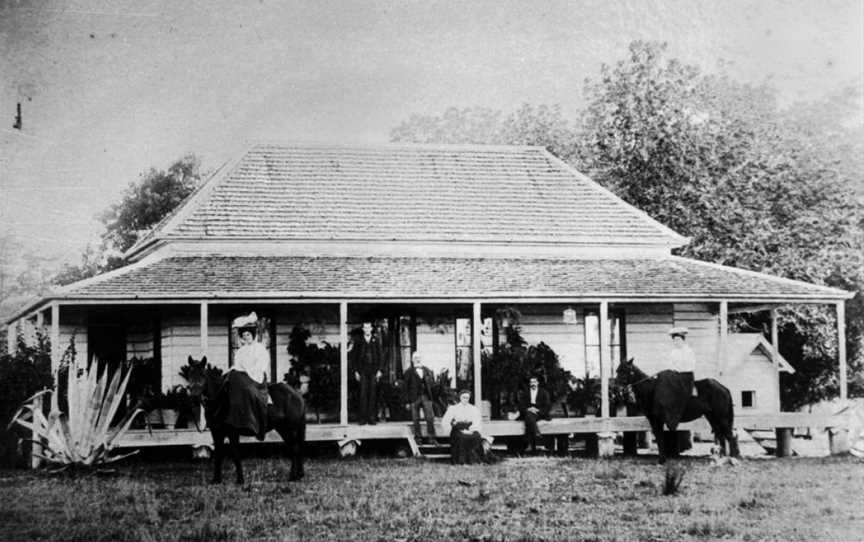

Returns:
145,409,163,428
160,409,179,430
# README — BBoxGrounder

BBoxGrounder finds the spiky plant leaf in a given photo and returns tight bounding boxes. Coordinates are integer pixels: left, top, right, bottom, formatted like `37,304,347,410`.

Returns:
9,358,144,469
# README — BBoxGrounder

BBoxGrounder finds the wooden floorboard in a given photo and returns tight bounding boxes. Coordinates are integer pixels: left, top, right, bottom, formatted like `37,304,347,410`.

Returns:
117,411,847,448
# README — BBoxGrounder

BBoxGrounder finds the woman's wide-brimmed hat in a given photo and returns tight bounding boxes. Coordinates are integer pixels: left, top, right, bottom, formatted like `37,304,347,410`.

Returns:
668,326,689,337
232,312,258,331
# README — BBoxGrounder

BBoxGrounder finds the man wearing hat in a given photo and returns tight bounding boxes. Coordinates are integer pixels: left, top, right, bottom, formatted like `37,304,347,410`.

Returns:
667,327,697,396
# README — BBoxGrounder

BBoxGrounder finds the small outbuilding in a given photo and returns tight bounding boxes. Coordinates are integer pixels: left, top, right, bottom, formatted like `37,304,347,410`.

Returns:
723,333,795,414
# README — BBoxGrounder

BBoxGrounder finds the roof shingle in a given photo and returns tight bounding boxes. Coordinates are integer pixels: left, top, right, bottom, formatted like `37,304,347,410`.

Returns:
135,143,685,251
63,255,848,301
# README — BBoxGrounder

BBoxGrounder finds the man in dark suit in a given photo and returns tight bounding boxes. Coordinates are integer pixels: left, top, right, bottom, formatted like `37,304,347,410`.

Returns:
351,321,384,425
519,376,551,453
404,352,439,445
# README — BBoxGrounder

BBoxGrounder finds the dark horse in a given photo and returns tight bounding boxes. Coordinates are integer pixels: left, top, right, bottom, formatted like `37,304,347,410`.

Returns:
184,356,306,484
616,358,739,464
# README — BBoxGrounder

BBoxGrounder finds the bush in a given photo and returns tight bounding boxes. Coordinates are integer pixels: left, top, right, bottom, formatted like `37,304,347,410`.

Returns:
286,325,340,422
0,332,53,468
480,309,571,419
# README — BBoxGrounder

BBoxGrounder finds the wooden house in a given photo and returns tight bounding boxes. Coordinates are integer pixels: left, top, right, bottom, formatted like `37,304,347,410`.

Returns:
5,143,853,453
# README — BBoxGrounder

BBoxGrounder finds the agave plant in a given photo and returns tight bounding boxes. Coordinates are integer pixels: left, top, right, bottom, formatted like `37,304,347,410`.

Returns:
7,358,144,469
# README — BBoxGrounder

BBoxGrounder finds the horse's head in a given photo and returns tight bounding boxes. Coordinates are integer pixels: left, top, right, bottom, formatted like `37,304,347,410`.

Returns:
615,358,648,407
182,355,222,404
615,357,646,385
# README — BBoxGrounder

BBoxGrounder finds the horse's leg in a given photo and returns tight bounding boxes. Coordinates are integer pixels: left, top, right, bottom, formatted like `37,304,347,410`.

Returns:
275,420,305,482
211,429,224,484
725,423,740,458
292,419,306,480
228,431,244,485
650,419,666,465
705,415,726,456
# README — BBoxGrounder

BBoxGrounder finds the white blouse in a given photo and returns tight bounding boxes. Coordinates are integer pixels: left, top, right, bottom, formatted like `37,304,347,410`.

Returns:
233,342,270,383
668,342,697,374
441,402,482,434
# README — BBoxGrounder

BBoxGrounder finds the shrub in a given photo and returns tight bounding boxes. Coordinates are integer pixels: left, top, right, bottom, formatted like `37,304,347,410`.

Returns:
0,332,53,467
480,308,570,419
286,325,340,422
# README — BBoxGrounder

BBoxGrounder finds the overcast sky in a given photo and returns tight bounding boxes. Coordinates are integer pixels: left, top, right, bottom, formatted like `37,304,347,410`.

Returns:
2,0,862,264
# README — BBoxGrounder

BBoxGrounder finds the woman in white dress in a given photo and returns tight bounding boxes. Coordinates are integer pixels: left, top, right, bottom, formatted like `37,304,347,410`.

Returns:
223,312,270,440
441,389,487,464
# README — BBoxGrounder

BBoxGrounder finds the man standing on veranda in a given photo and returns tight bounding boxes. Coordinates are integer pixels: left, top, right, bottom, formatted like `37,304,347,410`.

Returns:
351,321,383,425
404,352,440,445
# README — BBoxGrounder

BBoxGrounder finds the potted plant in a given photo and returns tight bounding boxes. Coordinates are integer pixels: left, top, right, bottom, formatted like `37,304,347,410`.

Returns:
159,386,192,429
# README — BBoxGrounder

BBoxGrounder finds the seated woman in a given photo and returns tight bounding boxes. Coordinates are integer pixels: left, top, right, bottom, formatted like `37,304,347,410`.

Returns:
222,312,270,440
441,389,490,464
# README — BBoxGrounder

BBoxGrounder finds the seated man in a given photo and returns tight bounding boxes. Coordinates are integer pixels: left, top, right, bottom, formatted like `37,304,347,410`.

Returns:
518,376,551,453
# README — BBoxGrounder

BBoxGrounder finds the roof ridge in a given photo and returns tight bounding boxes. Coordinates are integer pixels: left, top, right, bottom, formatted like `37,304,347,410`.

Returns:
245,139,548,153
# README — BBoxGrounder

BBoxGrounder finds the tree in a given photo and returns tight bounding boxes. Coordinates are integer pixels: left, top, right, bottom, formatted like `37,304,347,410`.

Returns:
391,103,581,163
0,235,57,323
55,155,203,285
577,42,864,408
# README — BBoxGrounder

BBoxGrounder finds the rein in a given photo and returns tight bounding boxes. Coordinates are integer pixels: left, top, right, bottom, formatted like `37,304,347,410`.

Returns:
626,373,655,390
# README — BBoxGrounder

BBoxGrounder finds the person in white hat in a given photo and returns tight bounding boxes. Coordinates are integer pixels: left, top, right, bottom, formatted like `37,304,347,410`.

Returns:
232,312,270,384
667,327,697,396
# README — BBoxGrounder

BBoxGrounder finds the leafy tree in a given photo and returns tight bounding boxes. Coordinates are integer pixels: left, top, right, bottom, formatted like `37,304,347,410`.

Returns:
55,155,203,285
577,41,864,409
100,154,202,254
0,235,57,322
391,104,581,163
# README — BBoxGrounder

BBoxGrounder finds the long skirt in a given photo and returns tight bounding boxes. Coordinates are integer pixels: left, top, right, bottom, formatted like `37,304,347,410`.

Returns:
450,427,485,465
220,370,269,440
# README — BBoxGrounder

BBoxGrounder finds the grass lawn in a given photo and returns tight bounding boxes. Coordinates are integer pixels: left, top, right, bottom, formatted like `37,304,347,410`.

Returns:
0,454,862,541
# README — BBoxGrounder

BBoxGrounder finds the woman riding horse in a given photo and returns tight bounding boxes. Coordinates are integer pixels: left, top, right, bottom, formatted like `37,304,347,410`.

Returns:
617,357,739,464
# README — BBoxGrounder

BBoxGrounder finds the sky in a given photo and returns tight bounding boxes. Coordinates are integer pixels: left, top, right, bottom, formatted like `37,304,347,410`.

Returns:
1,0,862,266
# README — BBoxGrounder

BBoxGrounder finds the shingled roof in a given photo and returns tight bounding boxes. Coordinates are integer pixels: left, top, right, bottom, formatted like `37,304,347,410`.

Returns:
56,255,849,301
127,143,686,256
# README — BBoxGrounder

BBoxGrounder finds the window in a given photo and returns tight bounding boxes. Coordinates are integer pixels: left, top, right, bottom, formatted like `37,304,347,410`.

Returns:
398,315,415,373
455,318,472,389
741,391,755,408
583,309,626,378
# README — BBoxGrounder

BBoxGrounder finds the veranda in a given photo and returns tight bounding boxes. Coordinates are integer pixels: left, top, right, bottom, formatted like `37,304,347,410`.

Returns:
11,296,850,461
